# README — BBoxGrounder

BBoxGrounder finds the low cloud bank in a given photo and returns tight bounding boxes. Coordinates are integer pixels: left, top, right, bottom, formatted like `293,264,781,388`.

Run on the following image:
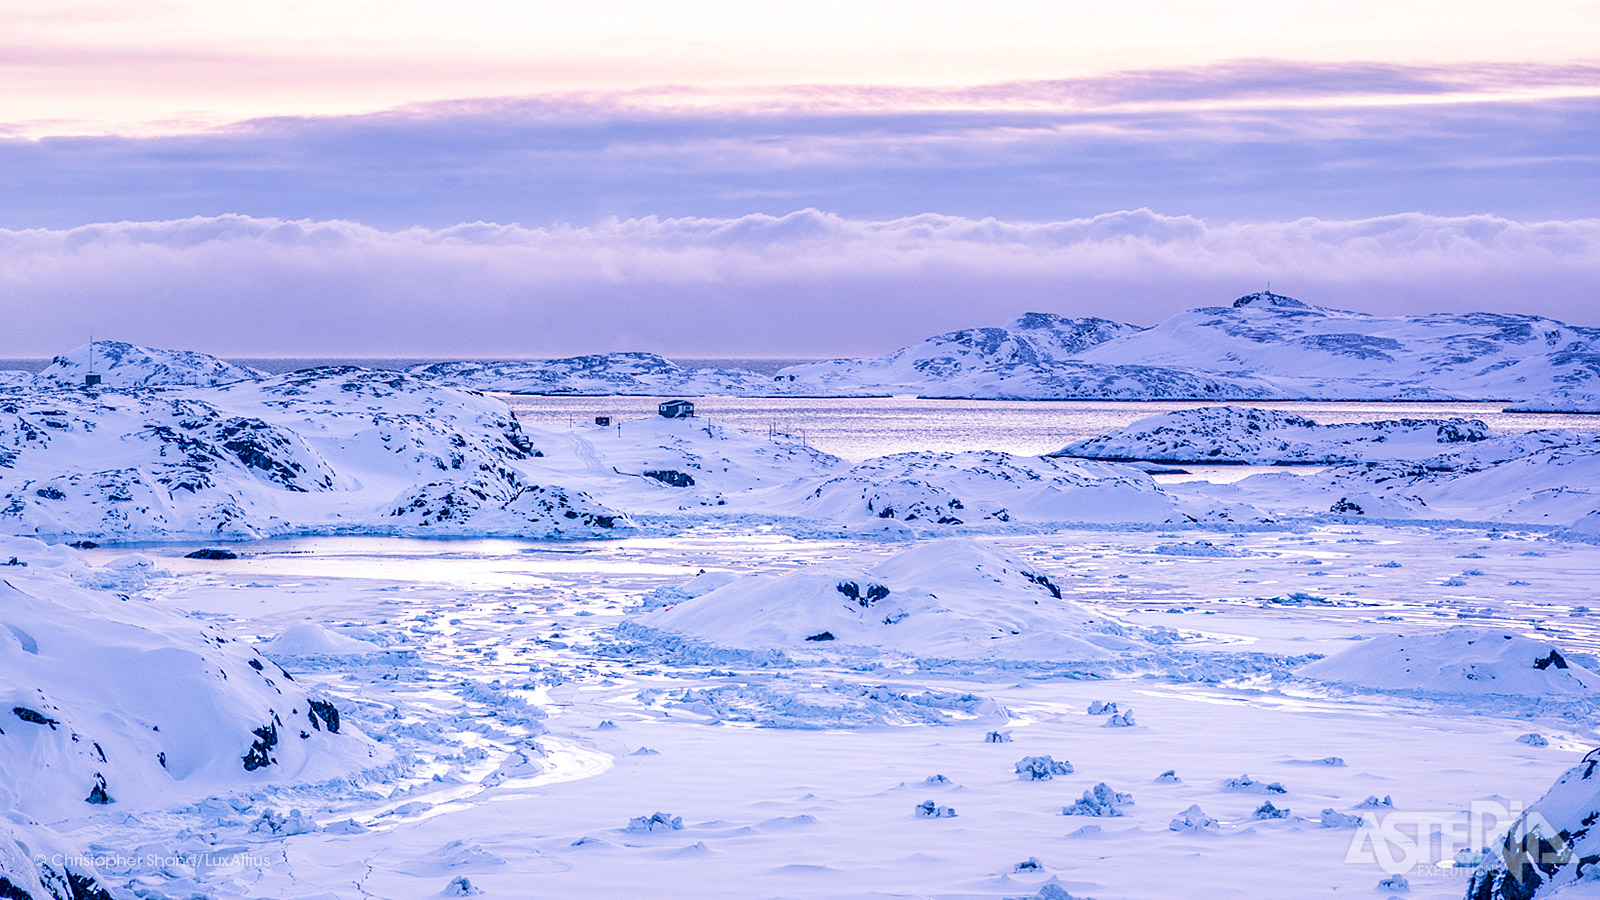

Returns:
2,209,1596,357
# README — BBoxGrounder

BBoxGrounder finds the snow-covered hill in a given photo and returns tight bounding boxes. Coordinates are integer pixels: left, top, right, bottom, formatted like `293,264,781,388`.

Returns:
522,415,845,514
1297,627,1600,696
0,366,624,540
771,313,1261,400
787,451,1181,526
403,293,1600,400
0,535,380,895
39,341,265,388
1072,292,1600,401
1119,407,1600,527
1054,407,1496,464
640,539,1135,660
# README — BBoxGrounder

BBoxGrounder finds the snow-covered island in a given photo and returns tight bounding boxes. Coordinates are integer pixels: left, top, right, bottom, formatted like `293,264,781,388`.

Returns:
2,336,1599,900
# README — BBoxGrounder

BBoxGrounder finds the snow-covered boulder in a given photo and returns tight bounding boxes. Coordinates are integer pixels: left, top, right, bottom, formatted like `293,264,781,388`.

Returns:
39,341,264,387
1053,406,1495,464
1465,747,1600,899
1297,627,1600,696
639,539,1133,660
791,451,1175,526
0,572,378,825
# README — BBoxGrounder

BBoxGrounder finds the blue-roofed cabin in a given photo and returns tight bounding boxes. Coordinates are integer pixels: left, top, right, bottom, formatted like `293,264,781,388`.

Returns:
658,399,694,419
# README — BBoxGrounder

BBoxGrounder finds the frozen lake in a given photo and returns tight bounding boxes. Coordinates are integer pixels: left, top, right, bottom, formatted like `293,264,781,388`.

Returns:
67,525,1600,899
497,395,1600,461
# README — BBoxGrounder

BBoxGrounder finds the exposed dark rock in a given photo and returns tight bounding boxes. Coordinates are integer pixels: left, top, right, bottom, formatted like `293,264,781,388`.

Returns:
1536,650,1569,670
66,541,98,549
84,773,111,804
12,707,58,729
642,469,695,488
836,581,891,607
1023,570,1062,598
804,631,835,642
1330,497,1364,515
184,548,239,560
66,871,115,900
307,699,341,734
242,721,279,771
33,487,64,500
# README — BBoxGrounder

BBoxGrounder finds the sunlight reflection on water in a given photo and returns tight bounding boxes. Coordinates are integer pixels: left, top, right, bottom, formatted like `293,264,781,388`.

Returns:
498,395,1600,461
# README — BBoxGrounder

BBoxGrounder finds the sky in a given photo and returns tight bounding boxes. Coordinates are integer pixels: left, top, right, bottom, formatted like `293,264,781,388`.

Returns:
1,1,1597,357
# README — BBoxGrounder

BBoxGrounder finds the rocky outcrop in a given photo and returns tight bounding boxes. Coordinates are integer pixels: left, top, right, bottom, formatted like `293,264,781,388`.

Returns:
1465,748,1600,899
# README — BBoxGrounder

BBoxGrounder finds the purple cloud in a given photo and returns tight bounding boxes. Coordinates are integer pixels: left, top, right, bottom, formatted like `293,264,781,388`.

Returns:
1,60,1597,230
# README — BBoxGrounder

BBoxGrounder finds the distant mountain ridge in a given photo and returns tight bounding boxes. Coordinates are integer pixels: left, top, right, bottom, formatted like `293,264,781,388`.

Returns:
11,293,1600,401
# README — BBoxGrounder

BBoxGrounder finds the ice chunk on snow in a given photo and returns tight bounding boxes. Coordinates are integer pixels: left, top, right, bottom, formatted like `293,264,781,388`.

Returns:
1169,804,1219,833
1377,874,1409,892
251,808,320,836
1223,774,1286,793
915,800,957,818
1103,708,1136,727
1063,783,1132,817
1252,800,1290,820
1015,755,1074,780
625,811,683,832
1320,809,1363,828
1516,732,1550,747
